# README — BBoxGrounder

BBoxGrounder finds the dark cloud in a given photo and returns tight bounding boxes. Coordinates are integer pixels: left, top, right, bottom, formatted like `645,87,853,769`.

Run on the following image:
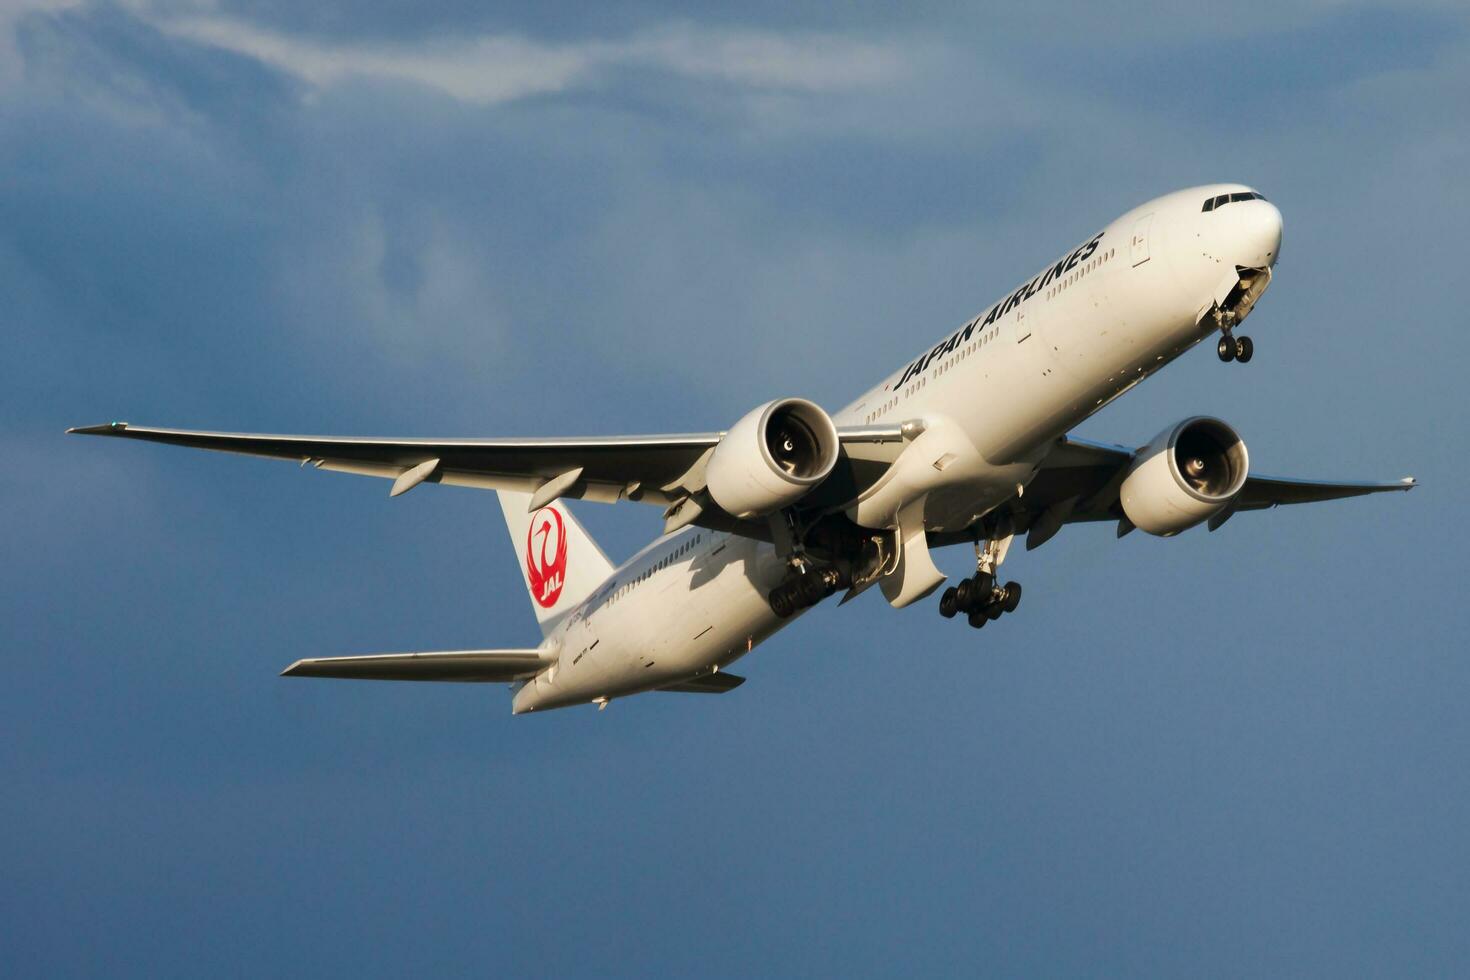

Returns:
4,2,1468,976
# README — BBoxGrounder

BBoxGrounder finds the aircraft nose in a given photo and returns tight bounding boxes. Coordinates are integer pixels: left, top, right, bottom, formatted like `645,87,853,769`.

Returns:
1238,199,1283,268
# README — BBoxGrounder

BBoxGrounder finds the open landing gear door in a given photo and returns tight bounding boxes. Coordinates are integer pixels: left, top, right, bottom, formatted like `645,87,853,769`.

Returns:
880,498,947,609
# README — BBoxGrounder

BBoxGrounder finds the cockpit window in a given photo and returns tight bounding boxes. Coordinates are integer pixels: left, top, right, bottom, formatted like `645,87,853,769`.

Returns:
1202,190,1268,211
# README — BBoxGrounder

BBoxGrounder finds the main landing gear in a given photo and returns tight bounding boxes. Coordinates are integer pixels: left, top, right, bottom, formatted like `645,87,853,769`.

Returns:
938,525,1022,629
939,573,1022,628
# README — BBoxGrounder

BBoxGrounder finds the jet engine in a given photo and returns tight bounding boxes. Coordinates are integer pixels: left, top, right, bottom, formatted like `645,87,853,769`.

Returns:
705,398,839,519
1119,417,1249,536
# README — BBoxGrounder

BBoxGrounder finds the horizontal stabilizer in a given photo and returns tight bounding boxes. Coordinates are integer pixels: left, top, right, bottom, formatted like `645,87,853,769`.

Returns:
658,671,746,694
282,649,550,682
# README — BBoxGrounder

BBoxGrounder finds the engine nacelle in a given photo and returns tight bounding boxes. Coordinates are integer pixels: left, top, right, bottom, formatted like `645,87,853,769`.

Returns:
705,398,839,519
1120,417,1249,536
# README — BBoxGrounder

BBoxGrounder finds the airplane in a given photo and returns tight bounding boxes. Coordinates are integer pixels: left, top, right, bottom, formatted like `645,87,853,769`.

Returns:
70,183,1416,714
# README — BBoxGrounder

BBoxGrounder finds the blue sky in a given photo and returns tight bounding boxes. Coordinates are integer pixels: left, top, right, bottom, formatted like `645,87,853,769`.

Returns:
4,2,1467,976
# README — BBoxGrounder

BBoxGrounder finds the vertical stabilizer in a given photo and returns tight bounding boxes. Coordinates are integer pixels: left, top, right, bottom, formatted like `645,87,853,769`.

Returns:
496,491,616,635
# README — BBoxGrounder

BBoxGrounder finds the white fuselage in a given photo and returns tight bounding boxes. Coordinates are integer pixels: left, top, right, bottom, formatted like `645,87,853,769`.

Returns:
514,184,1283,713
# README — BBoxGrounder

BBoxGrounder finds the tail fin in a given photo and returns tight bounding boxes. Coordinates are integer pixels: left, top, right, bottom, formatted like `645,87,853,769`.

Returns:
496,491,616,634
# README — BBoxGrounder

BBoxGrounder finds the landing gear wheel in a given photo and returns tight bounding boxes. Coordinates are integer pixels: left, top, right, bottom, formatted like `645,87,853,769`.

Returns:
1001,581,1022,613
1234,335,1253,363
769,587,793,618
987,602,1004,621
939,587,959,619
955,578,976,612
967,610,988,629
798,574,827,605
973,570,995,597
1217,336,1236,362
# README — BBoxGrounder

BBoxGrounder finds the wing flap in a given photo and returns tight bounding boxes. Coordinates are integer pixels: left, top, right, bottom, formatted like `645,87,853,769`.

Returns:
281,649,551,682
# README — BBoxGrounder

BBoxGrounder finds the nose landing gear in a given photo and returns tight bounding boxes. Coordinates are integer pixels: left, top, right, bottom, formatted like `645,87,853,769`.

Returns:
1216,332,1254,363
1210,272,1265,365
938,524,1022,629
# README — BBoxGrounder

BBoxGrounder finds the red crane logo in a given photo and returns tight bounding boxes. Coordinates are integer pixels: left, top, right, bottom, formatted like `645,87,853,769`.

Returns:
525,507,568,608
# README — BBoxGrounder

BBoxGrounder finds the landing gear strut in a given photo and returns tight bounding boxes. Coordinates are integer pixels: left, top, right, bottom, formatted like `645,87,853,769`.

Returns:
768,564,850,618
939,522,1022,629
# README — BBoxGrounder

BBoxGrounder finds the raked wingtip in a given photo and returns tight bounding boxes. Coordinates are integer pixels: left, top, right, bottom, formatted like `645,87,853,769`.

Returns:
67,421,129,435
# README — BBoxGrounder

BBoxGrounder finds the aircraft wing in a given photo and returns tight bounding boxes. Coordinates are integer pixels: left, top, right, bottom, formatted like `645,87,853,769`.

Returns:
281,649,551,682
970,434,1417,549
66,421,907,526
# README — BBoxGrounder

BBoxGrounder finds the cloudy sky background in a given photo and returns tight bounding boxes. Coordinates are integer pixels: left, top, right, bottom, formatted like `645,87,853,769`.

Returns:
4,2,1467,975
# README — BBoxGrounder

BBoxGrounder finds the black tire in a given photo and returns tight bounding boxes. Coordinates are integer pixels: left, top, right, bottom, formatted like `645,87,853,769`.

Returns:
987,602,1003,621
967,610,988,629
1002,581,1022,613
798,574,826,606
1235,335,1254,363
939,587,959,619
955,578,975,611
1217,336,1235,362
973,571,995,599
769,587,792,618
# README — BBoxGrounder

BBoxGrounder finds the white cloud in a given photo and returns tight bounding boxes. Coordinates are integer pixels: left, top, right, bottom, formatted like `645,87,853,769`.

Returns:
151,15,906,105
0,0,83,82
621,27,903,91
